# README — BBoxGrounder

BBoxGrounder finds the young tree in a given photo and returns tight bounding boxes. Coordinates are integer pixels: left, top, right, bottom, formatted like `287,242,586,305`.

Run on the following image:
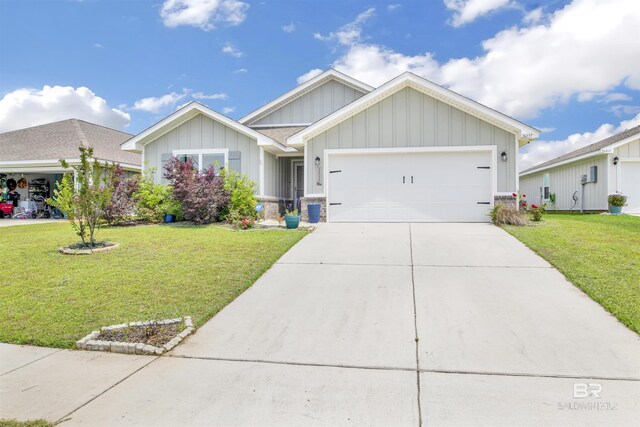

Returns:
163,157,229,224
49,147,113,247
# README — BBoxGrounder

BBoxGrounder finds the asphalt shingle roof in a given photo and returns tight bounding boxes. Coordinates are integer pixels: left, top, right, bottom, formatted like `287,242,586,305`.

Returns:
0,119,140,165
521,124,640,174
253,126,307,146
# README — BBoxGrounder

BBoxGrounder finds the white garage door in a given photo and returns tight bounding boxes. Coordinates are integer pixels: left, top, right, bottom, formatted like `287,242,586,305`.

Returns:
327,150,494,222
620,161,640,214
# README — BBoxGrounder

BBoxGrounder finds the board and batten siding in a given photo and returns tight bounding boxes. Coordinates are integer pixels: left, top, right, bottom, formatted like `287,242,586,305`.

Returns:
609,138,640,193
143,113,260,186
250,80,366,126
263,153,300,199
519,156,609,211
306,87,517,194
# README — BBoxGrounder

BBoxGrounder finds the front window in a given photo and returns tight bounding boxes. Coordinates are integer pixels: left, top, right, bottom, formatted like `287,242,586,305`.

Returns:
173,150,228,174
543,173,550,200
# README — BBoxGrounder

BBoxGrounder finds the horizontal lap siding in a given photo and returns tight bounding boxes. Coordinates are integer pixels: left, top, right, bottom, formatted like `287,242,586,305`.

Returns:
143,114,259,185
251,80,366,126
307,87,516,194
519,156,609,210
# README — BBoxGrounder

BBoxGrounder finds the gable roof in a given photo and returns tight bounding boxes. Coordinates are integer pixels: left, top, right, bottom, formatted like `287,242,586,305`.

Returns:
287,72,540,147
255,126,307,146
520,124,640,176
239,69,374,126
121,102,296,154
0,119,140,166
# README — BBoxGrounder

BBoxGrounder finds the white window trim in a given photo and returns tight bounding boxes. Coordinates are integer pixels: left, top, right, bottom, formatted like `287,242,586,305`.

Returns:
542,172,550,202
172,149,229,171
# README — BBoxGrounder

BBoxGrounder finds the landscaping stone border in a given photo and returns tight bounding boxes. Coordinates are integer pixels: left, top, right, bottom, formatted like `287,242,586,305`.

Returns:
59,242,120,255
76,316,194,355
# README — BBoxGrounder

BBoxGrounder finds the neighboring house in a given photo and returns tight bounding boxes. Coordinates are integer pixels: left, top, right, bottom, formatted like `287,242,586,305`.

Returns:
0,119,141,207
122,69,540,222
520,125,640,214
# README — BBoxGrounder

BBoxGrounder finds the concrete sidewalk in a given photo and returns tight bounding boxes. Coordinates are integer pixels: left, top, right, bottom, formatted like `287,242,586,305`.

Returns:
1,223,639,426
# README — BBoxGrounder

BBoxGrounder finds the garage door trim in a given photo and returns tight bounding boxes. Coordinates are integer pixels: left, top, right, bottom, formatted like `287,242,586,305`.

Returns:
323,146,497,223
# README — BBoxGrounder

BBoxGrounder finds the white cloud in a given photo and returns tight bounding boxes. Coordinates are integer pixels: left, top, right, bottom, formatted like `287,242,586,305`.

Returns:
222,106,235,114
522,7,544,25
314,7,375,45
444,0,513,27
192,92,228,100
281,22,296,33
160,0,248,31
234,68,248,74
297,68,324,84
133,91,187,113
608,104,640,116
222,43,243,58
601,92,632,103
302,0,640,119
520,112,640,170
0,85,130,133
93,43,104,48
388,4,402,11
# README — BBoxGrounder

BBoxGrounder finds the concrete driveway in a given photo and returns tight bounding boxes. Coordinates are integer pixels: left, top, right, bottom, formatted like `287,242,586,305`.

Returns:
3,223,639,426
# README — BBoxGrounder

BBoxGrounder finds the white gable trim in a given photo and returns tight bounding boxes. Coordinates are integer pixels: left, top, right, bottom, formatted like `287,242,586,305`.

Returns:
599,133,640,153
239,69,374,125
121,102,292,153
287,72,540,147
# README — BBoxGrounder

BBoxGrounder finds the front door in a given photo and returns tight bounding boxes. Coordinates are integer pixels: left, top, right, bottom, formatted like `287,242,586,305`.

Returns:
294,162,304,211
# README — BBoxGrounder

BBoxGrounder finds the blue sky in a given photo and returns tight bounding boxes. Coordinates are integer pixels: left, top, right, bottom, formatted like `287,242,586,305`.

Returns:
1,0,639,169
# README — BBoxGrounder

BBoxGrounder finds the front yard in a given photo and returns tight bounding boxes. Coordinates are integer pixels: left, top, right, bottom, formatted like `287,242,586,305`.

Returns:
0,222,306,348
504,213,640,335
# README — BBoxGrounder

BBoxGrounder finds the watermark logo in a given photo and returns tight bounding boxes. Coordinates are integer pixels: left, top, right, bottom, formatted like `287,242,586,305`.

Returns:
557,383,617,411
573,383,602,399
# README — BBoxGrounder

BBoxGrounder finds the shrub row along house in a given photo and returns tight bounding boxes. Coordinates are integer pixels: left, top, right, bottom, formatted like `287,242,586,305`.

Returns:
121,69,540,222
519,125,640,214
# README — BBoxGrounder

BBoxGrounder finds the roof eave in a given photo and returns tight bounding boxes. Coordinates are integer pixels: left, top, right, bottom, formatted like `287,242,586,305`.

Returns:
121,102,282,153
239,69,374,125
288,72,540,146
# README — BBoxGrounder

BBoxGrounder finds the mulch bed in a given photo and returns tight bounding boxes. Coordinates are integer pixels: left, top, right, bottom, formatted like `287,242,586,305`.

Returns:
97,322,185,348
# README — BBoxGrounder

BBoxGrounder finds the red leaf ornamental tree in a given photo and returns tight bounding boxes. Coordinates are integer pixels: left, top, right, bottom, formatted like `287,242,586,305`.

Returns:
104,164,139,225
163,157,229,224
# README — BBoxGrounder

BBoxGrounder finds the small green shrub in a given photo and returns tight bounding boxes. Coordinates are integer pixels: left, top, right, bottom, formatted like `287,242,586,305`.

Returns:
490,203,527,226
529,203,546,222
221,169,257,220
608,193,627,207
134,173,169,223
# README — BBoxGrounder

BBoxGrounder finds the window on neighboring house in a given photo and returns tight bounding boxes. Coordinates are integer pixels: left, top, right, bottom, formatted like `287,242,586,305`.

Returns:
173,149,228,174
543,173,550,200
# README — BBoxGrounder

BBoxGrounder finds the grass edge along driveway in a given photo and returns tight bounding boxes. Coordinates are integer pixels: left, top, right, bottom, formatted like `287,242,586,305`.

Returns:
504,213,640,335
0,222,307,348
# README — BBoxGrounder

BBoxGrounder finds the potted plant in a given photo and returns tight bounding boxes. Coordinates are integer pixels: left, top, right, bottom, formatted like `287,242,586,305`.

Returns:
163,198,182,223
284,208,301,229
608,193,627,214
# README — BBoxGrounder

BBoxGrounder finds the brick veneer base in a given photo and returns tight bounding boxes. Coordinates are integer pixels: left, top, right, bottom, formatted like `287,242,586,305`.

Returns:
258,197,292,220
300,197,327,222
494,195,517,207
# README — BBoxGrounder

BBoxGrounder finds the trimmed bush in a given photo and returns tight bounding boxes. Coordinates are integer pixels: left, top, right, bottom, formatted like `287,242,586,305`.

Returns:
134,173,169,223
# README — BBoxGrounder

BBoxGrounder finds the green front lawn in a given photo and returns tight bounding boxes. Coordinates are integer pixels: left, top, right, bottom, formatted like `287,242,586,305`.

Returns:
504,214,640,334
0,222,306,348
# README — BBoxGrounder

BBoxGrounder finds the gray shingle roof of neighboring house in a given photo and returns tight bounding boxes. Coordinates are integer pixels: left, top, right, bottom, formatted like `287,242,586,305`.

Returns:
0,119,141,165
254,126,307,146
520,124,640,174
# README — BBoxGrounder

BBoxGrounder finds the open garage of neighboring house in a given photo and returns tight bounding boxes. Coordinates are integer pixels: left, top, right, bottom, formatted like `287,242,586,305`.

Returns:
0,118,140,221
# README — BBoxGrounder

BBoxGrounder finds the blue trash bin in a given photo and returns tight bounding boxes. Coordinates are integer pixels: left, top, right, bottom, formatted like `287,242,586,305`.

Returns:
307,204,321,223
